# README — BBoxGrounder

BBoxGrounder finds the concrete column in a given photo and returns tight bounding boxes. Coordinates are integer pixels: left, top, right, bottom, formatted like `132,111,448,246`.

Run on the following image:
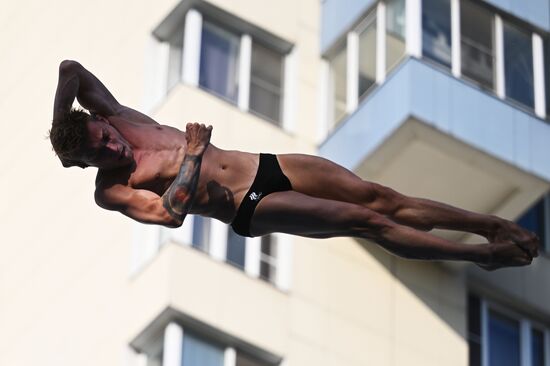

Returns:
245,236,261,278
533,33,546,118
182,9,203,86
451,0,461,77
163,322,183,366
238,34,252,111
406,0,422,58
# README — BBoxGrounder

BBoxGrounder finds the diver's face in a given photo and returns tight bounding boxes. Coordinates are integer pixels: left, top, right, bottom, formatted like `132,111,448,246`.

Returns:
81,120,134,169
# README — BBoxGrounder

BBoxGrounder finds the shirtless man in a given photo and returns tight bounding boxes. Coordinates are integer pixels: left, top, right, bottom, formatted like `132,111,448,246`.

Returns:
49,60,539,271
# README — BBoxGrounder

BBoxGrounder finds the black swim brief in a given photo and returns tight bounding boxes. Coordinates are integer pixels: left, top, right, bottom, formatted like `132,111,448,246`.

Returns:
231,153,292,237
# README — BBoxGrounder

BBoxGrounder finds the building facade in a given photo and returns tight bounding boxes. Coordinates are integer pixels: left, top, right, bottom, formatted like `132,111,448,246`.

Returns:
0,0,549,365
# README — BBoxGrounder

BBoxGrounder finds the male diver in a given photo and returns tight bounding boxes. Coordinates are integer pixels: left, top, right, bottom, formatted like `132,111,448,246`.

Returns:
50,60,539,271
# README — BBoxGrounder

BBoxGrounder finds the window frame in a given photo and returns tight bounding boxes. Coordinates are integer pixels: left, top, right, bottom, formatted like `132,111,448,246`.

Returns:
156,215,289,289
146,322,282,366
468,293,550,366
159,10,291,128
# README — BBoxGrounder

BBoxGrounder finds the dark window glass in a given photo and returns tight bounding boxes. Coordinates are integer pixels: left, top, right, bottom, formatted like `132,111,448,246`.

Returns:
488,310,520,366
358,12,377,100
460,0,494,89
182,332,224,366
167,29,184,91
386,0,406,71
532,328,545,366
199,22,239,103
504,23,534,109
260,235,277,281
468,294,482,366
517,198,546,253
227,230,246,269
422,0,452,67
250,42,284,124
328,44,347,128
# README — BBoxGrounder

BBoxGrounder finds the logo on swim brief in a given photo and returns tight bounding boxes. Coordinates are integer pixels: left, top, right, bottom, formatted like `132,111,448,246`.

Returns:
249,192,263,201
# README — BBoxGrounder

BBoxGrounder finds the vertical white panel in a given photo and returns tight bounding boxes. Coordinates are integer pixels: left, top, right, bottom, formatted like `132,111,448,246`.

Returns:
282,46,297,133
130,223,161,274
238,34,252,111
209,220,228,261
406,0,422,58
171,215,194,245
520,319,531,366
142,35,170,113
346,32,359,113
182,9,203,86
481,300,489,366
495,15,505,98
224,347,237,366
317,60,330,143
376,2,387,83
275,233,293,291
245,236,261,278
533,33,546,118
451,0,461,77
163,323,183,366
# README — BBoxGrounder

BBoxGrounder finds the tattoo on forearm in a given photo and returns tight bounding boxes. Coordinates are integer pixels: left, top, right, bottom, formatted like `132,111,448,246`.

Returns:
162,154,202,221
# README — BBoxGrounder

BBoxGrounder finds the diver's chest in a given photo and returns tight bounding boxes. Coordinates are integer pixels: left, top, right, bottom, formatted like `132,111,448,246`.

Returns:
129,153,180,195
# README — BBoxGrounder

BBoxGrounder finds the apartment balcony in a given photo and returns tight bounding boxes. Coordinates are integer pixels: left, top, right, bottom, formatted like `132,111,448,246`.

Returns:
319,57,550,229
127,243,288,358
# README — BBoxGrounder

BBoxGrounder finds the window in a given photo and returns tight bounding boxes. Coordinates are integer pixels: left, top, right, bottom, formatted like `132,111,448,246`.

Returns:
460,0,495,90
192,215,211,252
149,323,281,366
358,11,377,100
532,328,546,366
385,0,406,72
328,44,347,128
488,310,521,366
328,44,347,127
167,28,184,91
422,0,452,68
468,294,482,366
160,11,289,126
250,42,284,123
517,195,548,254
182,332,225,366
226,229,246,270
468,293,550,366
199,21,240,103
503,23,534,109
259,235,277,282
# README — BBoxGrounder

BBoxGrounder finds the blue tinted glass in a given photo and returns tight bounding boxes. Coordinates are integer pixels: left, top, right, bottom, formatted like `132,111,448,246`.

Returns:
182,333,224,366
422,0,452,67
199,23,239,103
192,216,208,251
517,199,545,251
504,23,534,109
227,230,246,269
489,311,520,366
532,328,545,366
